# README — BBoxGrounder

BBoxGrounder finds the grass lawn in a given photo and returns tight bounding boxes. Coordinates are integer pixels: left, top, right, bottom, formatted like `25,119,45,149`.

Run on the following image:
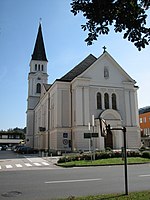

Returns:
59,190,150,200
57,157,150,167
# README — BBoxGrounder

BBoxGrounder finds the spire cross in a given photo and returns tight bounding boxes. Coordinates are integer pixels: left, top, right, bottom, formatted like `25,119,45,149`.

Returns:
39,18,42,24
103,46,107,53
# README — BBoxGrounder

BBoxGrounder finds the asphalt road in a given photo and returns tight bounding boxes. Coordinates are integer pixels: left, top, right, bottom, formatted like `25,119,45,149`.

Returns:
0,150,150,200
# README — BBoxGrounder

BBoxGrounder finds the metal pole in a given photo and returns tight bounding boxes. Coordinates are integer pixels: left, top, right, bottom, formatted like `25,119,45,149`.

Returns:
93,125,95,160
123,127,128,195
107,125,129,195
88,122,92,162
92,115,95,160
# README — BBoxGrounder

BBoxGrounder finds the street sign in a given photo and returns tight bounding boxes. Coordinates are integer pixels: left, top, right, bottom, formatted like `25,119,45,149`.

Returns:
63,133,68,138
63,139,68,145
92,132,99,137
84,133,99,139
84,133,91,139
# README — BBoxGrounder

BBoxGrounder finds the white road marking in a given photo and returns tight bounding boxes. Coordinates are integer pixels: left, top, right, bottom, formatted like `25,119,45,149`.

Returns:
45,178,102,184
139,174,150,177
15,164,23,168
6,165,13,169
42,162,49,166
34,163,41,166
24,157,33,162
25,163,32,167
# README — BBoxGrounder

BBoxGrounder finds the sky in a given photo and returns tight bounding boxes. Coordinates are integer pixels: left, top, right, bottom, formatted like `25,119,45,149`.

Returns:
0,0,150,130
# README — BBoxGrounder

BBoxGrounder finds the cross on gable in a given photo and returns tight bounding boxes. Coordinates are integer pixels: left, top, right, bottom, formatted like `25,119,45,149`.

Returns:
103,46,107,53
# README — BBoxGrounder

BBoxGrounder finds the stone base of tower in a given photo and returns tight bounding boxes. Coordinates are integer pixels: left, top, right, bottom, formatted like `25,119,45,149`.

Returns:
26,135,34,148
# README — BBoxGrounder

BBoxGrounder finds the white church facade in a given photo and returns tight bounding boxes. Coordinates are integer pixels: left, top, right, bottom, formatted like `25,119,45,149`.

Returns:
26,24,141,152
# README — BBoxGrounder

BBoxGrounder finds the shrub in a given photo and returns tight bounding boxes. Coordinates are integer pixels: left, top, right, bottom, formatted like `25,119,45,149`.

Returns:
127,151,141,157
105,147,112,151
82,153,91,160
57,149,147,164
111,151,122,158
142,151,150,158
95,151,112,159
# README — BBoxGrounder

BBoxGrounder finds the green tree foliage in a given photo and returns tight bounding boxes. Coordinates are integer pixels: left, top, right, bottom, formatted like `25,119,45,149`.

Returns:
71,0,150,50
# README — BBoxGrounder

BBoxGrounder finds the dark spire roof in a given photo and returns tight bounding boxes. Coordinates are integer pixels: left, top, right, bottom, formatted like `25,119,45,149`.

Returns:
32,23,48,61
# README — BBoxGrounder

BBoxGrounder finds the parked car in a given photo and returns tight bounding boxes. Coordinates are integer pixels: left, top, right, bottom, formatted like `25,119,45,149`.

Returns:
13,145,24,152
17,146,39,154
1,145,7,151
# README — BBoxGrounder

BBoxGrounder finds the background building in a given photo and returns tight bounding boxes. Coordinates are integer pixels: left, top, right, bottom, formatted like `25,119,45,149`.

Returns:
0,128,25,147
139,106,150,147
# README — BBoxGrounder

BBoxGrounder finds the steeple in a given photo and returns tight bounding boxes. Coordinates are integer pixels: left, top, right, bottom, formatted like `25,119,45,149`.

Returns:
32,23,48,61
26,22,48,148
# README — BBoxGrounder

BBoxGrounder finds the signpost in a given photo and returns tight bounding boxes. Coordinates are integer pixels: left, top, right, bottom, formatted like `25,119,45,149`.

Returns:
63,133,68,161
99,120,128,196
84,115,99,161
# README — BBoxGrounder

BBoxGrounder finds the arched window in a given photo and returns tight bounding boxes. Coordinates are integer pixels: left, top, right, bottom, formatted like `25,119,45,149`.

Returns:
104,66,109,79
35,64,37,71
38,64,40,71
42,64,44,71
112,93,117,110
36,83,41,93
97,92,102,109
104,93,109,109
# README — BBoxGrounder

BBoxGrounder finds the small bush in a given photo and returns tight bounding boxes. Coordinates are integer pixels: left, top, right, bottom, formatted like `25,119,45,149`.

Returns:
127,151,141,157
87,151,112,160
105,147,112,151
142,151,150,158
111,151,122,158
82,153,91,160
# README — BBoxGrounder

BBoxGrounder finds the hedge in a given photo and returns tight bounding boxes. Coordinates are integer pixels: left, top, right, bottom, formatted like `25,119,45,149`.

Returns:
58,150,150,163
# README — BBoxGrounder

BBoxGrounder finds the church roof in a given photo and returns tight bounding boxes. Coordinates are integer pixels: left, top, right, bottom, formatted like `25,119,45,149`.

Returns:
43,84,52,91
32,23,48,61
59,54,97,82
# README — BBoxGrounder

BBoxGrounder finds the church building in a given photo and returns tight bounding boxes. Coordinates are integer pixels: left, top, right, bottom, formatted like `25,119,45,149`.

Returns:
26,24,141,152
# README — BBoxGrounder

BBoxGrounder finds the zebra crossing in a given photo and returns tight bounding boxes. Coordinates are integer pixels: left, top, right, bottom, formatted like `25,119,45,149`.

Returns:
0,161,52,171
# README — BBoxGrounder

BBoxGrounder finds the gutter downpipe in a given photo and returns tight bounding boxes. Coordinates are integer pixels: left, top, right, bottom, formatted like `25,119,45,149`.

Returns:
33,110,35,149
70,84,73,152
48,93,50,155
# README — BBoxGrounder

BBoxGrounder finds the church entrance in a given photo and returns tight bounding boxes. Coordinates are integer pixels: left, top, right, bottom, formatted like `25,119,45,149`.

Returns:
99,109,122,150
104,130,113,149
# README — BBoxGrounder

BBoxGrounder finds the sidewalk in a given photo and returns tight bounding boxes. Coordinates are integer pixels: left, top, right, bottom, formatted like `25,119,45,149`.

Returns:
42,156,61,165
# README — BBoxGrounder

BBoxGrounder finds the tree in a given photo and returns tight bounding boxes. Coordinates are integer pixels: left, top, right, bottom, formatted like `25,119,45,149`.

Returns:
71,0,150,50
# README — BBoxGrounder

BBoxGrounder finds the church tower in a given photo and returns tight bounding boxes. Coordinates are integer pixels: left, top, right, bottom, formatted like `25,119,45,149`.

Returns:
26,23,48,147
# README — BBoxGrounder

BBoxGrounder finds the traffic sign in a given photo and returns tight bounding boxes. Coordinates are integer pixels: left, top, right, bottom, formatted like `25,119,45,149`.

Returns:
84,133,99,139
63,139,68,145
63,133,68,138
84,133,91,138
